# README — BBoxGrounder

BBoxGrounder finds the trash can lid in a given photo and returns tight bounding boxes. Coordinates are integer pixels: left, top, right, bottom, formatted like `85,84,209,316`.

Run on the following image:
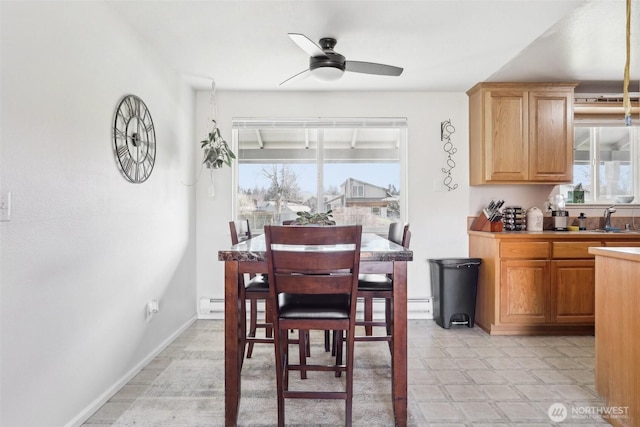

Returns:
428,258,482,267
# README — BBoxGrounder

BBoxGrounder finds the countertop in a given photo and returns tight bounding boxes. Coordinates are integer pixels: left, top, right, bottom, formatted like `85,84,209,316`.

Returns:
468,229,640,240
589,246,640,262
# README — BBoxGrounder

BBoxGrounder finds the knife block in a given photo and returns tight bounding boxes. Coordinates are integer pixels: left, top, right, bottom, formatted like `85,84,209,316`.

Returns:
470,212,503,232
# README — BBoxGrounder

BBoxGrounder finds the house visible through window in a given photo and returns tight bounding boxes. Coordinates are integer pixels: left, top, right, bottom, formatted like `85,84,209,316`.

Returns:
232,118,407,233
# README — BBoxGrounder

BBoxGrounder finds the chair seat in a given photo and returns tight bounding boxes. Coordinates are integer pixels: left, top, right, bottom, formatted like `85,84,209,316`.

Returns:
357,274,392,291
245,275,269,292
279,294,349,319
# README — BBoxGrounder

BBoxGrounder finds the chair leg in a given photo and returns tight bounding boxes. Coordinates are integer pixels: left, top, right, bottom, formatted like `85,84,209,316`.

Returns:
324,330,330,352
265,299,273,338
334,330,343,377
385,298,393,354
299,329,308,379
246,298,258,358
331,330,337,356
345,329,354,427
275,329,287,427
364,297,373,336
282,331,290,390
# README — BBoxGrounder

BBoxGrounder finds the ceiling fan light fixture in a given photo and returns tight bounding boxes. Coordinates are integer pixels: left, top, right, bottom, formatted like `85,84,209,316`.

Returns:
310,65,344,81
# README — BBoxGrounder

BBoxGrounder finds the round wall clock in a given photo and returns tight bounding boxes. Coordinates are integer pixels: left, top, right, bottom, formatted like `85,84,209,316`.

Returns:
112,94,156,183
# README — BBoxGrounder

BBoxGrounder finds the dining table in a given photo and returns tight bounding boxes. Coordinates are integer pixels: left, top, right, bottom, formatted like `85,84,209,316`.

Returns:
218,231,413,426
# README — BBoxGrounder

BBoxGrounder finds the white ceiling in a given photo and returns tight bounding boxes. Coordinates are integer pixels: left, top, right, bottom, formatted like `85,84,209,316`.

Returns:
108,0,639,93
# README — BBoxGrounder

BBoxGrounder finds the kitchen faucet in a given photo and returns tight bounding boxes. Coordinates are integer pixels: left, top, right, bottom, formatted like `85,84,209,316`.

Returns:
603,205,617,229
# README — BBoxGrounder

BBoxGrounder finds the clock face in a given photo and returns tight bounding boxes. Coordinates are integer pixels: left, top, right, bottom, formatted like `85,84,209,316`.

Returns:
113,95,156,183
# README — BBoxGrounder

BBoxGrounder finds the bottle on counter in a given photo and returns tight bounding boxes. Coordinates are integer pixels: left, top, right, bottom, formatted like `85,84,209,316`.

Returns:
578,213,587,230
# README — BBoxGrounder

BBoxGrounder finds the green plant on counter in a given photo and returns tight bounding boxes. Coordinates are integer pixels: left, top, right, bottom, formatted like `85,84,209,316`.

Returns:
293,210,336,225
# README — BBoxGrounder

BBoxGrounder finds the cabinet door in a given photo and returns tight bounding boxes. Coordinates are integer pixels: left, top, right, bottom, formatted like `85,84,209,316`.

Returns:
500,260,550,323
528,90,573,182
551,260,595,324
484,90,528,181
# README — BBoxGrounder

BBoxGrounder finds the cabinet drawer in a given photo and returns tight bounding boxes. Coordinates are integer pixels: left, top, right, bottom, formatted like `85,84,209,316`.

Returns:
500,241,550,259
552,241,601,259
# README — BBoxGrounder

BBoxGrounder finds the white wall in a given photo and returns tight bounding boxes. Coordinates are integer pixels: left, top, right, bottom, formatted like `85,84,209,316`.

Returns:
0,2,198,426
194,90,472,316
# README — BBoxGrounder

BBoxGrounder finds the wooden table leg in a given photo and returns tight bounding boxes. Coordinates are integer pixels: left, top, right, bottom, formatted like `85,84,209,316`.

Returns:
225,260,241,427
392,261,408,427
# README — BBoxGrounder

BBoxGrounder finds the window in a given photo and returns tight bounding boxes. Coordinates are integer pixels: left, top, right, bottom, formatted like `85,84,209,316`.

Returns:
563,124,639,204
232,118,407,233
351,185,364,198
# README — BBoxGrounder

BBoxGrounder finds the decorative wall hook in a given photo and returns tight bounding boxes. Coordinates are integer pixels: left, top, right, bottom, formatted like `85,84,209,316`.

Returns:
440,119,458,191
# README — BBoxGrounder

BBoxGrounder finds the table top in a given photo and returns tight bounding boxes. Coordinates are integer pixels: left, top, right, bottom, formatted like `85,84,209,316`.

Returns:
218,232,413,262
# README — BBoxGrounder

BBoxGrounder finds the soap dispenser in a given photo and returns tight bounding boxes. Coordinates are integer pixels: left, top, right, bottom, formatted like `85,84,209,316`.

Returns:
578,213,587,231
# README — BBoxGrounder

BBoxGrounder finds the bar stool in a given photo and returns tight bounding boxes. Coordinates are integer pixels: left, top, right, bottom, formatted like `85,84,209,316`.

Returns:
229,220,273,359
355,222,410,347
264,224,362,427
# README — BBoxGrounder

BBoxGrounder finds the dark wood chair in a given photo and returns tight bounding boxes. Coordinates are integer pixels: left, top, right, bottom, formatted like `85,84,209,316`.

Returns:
229,220,272,359
264,224,362,427
356,222,410,346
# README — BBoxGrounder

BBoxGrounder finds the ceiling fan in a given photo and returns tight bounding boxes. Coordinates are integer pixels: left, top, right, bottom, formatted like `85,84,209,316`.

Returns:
280,33,404,85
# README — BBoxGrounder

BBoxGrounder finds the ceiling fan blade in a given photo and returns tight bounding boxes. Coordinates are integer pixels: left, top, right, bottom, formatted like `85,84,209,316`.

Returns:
345,61,403,76
279,68,310,86
288,33,327,58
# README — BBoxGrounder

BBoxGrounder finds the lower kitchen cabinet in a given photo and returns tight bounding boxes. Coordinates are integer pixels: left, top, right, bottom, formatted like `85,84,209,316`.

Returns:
550,260,595,324
500,260,549,324
469,231,640,335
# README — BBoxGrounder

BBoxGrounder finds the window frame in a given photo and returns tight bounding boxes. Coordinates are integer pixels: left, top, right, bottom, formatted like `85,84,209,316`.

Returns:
230,117,409,233
565,122,639,205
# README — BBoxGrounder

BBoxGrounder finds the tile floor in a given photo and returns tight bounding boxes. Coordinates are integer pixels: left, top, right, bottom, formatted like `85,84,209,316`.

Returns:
82,319,610,426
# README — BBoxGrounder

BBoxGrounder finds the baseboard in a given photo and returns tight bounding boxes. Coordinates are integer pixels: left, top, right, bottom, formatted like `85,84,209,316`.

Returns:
197,297,434,320
66,315,197,427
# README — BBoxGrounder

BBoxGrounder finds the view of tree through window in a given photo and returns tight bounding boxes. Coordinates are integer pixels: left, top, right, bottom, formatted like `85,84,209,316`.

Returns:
232,119,407,233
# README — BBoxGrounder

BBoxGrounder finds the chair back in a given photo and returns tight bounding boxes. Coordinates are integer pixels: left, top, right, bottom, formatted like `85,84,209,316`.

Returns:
264,225,362,311
388,222,410,248
229,220,252,245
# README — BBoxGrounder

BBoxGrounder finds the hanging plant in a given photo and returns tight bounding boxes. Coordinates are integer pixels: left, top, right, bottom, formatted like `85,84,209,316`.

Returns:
200,119,235,169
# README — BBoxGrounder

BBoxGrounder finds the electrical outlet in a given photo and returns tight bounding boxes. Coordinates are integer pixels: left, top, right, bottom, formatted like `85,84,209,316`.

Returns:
146,299,159,320
0,191,11,222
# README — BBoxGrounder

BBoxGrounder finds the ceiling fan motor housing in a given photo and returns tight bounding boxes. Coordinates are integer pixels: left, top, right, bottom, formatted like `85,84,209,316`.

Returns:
310,38,346,74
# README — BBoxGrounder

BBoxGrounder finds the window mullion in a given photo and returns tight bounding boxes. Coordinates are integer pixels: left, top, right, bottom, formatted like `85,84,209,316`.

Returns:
317,129,325,212
591,127,599,201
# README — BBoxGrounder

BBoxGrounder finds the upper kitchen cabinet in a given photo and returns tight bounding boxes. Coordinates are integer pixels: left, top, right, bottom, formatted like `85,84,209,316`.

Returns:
467,82,577,185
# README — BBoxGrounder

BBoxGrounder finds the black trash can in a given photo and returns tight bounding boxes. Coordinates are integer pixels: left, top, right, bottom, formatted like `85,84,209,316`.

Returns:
428,258,482,329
